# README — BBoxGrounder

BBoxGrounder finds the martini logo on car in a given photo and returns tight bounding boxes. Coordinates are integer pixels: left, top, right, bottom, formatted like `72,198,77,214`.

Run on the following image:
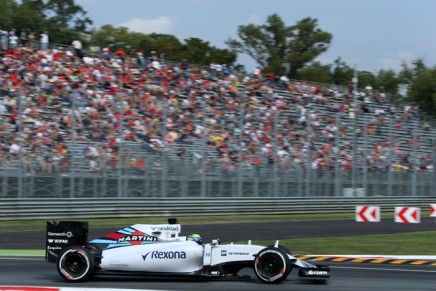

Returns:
117,230,158,245
118,235,158,243
142,251,187,261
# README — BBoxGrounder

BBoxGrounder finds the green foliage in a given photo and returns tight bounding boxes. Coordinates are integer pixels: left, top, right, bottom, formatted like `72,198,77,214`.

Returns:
331,57,354,85
226,14,332,77
1,0,92,44
89,26,237,67
358,71,377,89
396,59,436,117
298,61,332,83
408,67,436,117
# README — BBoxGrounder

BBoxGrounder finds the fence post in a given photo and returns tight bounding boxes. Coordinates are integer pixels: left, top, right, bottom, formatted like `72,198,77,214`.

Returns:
411,120,418,196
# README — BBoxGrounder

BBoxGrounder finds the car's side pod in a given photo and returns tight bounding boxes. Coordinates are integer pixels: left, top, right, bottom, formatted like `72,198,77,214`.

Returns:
45,221,89,263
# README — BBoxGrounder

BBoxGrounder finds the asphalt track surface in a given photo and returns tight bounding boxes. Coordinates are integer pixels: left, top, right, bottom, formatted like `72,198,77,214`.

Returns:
1,218,436,290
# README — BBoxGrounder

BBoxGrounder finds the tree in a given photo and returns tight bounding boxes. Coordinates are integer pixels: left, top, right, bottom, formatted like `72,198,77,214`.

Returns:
226,14,332,78
0,0,92,44
408,67,436,117
374,69,401,104
0,0,18,29
182,37,236,67
298,61,331,83
89,27,237,67
331,57,353,86
91,25,152,51
0,0,46,34
357,71,376,90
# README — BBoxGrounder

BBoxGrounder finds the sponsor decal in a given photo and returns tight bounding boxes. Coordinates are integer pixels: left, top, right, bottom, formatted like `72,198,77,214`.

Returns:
142,251,187,261
307,270,329,276
211,271,221,275
150,226,180,232
116,230,158,245
47,246,62,251
228,252,249,256
47,239,69,244
47,231,73,238
221,250,227,256
118,236,158,243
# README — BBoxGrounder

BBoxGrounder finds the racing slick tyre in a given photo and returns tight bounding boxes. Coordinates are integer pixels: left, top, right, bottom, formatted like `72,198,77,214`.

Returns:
57,246,95,282
254,247,292,284
268,243,292,255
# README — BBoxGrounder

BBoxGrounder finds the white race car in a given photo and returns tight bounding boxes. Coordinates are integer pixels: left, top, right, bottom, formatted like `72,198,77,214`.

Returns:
45,219,330,284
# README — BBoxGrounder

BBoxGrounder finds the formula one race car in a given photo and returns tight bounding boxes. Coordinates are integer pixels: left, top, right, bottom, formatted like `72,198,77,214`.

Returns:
45,219,330,284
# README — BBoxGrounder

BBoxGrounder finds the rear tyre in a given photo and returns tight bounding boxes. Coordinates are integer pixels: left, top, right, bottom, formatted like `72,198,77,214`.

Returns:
57,246,94,282
254,247,292,284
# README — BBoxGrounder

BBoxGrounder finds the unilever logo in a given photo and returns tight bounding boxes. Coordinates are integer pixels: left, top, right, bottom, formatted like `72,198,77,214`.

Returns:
142,251,187,261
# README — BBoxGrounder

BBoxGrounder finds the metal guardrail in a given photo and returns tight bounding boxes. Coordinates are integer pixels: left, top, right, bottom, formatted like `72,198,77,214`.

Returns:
0,197,434,220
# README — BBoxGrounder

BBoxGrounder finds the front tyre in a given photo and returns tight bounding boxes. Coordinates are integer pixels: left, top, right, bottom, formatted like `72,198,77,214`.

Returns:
57,246,94,282
254,247,292,284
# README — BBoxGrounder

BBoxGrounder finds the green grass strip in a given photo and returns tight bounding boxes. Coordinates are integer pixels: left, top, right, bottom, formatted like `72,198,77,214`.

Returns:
248,231,436,255
0,249,44,256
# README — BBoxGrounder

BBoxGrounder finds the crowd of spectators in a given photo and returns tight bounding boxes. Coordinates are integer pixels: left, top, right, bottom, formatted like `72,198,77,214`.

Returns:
0,35,434,176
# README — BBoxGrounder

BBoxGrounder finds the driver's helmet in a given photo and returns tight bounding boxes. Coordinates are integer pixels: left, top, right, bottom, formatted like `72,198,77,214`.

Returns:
187,233,202,245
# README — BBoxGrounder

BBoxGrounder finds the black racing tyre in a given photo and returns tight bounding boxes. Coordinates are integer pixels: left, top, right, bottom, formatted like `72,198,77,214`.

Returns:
268,243,292,255
254,247,292,284
57,246,95,282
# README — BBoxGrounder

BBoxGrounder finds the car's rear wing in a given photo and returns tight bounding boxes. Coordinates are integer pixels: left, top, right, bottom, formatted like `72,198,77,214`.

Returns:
45,221,88,263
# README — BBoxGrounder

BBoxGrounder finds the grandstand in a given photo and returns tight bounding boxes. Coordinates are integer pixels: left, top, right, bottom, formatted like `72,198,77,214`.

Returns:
0,42,435,199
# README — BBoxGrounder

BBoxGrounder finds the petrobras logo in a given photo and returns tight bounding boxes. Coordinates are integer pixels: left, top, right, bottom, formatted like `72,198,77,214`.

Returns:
47,231,73,238
118,236,158,243
142,251,187,261
150,226,180,232
221,250,227,256
228,252,249,256
307,270,329,276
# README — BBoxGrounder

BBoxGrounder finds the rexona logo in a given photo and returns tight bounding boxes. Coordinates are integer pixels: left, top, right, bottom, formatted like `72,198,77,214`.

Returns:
142,251,187,261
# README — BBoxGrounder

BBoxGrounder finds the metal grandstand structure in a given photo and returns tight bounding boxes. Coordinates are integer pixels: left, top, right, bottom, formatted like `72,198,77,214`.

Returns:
0,45,435,199
1,87,435,198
